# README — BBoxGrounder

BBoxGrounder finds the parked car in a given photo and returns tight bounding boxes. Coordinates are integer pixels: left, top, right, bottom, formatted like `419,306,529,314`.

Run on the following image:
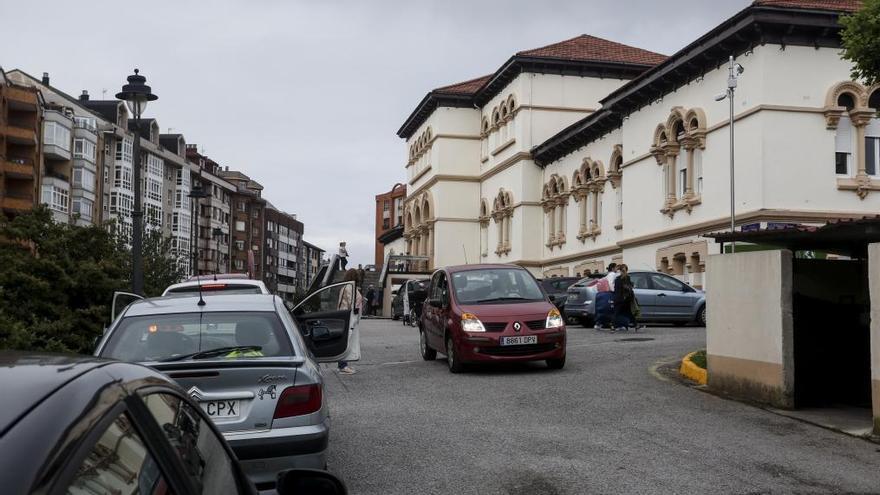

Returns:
95,281,360,487
163,274,270,297
419,264,566,373
391,278,430,326
564,270,706,327
538,276,582,314
0,351,346,495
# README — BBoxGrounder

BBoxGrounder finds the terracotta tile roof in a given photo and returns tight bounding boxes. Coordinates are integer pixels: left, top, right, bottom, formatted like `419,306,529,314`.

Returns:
752,0,862,12
517,34,667,66
434,74,492,95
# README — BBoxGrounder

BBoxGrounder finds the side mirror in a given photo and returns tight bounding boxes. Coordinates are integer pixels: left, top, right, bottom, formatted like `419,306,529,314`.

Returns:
277,468,347,495
310,325,332,342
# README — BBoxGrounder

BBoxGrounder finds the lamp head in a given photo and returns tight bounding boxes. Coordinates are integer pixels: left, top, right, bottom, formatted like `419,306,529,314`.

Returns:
115,68,158,117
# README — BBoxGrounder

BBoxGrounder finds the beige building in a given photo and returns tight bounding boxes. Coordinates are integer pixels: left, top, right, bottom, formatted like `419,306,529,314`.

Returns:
398,0,876,289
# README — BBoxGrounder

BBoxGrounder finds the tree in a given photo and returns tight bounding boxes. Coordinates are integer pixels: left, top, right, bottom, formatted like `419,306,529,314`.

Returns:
0,207,185,354
841,0,880,85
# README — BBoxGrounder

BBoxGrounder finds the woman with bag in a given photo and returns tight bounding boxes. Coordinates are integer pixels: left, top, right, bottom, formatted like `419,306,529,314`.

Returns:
612,264,637,332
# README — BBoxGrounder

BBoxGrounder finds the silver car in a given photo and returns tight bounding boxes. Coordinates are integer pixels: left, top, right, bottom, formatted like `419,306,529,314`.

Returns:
95,281,360,488
563,270,706,326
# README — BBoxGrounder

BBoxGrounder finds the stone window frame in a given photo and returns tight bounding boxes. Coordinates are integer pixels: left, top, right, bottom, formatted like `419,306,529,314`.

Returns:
650,107,706,218
608,145,624,230
479,198,490,257
541,174,569,249
407,126,433,167
571,157,606,242
824,81,880,199
403,191,435,268
491,189,513,256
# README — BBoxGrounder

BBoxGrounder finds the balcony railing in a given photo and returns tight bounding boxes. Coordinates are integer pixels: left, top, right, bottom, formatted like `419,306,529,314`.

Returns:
2,193,35,211
2,158,35,178
45,171,70,182
5,86,39,107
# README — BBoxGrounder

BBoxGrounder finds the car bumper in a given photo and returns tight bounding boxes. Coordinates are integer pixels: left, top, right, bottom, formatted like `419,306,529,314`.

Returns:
458,330,566,363
225,420,329,485
564,302,594,319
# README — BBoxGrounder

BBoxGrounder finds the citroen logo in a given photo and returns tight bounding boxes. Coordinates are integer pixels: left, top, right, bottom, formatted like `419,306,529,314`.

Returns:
513,322,521,332
188,386,204,401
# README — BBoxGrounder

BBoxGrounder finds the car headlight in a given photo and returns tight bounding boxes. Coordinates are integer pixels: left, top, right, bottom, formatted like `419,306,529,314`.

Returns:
461,313,486,332
546,308,564,328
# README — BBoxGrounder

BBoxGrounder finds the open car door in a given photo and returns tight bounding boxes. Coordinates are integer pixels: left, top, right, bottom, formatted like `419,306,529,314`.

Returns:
291,280,360,363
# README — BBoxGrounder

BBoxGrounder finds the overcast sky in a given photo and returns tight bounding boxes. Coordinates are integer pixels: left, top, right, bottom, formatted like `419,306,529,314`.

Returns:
1,0,751,266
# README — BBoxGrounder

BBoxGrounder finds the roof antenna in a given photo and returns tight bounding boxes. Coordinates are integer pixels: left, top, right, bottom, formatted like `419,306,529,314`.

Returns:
197,275,206,307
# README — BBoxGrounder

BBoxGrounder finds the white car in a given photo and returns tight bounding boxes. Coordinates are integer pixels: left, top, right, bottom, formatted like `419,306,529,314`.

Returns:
163,274,270,297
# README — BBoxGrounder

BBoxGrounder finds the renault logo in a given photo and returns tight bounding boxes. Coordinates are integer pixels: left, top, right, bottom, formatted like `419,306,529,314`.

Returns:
513,322,521,332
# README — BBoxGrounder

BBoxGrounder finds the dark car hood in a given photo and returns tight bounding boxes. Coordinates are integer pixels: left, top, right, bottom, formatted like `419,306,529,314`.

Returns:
458,301,553,318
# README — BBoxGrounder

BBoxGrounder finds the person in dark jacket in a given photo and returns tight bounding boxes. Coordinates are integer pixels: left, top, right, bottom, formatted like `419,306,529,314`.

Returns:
612,264,636,332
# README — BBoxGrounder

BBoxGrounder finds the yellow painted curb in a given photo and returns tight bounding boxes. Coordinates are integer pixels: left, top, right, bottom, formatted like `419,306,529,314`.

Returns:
680,351,707,385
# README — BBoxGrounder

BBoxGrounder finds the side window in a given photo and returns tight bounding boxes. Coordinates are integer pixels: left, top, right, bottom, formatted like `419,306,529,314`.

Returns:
65,412,174,495
650,274,685,292
141,392,237,495
294,283,353,315
630,273,650,290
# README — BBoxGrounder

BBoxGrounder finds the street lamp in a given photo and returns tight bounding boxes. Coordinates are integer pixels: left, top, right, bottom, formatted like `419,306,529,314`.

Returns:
715,56,744,253
188,182,210,277
116,69,158,295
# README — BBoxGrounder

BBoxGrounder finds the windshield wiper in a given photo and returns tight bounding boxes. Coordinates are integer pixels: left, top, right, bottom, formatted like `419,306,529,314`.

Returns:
158,345,262,362
473,296,531,303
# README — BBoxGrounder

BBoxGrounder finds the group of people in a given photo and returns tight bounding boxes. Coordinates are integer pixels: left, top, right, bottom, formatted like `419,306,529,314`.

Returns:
594,262,641,332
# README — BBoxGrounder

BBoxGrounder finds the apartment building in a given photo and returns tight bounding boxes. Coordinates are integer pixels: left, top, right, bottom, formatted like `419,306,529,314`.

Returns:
374,182,406,266
159,133,193,275
186,145,233,276
0,69,42,217
264,202,305,300
398,0,877,288
302,241,325,289
218,169,266,279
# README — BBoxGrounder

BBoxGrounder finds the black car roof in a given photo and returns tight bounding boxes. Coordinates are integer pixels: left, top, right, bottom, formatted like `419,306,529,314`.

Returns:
0,352,113,435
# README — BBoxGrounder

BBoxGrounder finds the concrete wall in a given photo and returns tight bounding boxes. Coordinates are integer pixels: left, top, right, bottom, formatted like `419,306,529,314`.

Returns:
867,243,880,434
706,250,794,408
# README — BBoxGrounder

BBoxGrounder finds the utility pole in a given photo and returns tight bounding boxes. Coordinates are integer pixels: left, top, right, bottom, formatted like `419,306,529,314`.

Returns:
715,56,744,253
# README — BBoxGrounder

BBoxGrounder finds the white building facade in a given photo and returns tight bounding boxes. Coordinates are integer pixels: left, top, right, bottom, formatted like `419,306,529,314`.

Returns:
398,0,875,288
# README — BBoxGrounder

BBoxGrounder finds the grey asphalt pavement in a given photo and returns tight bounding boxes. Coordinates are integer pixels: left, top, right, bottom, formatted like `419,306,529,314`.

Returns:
323,319,880,495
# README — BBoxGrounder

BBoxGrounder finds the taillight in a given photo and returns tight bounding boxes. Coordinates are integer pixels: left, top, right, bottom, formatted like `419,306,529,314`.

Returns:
273,384,322,419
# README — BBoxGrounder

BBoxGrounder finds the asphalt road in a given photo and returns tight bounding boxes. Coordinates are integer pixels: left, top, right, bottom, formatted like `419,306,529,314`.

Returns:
323,319,880,495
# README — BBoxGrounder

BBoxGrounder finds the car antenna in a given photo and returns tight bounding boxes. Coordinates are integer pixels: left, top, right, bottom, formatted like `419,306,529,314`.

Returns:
197,276,206,307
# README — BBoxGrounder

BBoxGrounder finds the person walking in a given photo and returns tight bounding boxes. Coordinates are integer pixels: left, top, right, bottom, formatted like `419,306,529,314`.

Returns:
365,285,376,317
338,241,349,271
337,269,361,375
356,264,366,290
594,262,618,330
612,264,637,332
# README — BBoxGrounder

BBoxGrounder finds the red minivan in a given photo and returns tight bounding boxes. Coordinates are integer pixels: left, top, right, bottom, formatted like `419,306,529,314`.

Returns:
419,264,566,373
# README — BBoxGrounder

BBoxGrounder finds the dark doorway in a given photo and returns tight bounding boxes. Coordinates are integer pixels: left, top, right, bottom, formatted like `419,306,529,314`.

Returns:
792,259,872,408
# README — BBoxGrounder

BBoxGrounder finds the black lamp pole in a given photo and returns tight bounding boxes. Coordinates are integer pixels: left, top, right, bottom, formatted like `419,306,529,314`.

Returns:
116,69,157,295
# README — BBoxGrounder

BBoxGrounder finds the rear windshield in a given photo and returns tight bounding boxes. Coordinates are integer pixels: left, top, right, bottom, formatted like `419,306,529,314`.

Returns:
101,311,294,362
165,284,263,296
451,268,544,304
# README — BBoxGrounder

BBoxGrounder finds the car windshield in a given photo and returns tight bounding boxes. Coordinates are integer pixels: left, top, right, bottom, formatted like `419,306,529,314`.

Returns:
164,284,263,296
101,311,294,362
451,268,544,304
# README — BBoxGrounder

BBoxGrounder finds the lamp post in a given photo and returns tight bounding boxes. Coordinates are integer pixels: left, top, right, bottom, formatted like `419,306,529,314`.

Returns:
116,69,157,294
715,56,744,253
188,182,210,277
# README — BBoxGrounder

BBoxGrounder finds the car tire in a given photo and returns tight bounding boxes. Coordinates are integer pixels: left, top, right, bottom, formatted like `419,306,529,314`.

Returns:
391,311,399,321
446,335,464,373
546,356,566,370
697,305,707,326
420,329,436,361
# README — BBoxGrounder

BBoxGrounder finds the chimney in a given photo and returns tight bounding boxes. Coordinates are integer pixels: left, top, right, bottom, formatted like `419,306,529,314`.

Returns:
79,90,89,101
41,72,50,85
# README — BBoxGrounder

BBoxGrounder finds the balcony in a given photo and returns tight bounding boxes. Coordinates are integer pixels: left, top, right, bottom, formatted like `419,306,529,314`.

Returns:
5,86,39,109
2,157,35,179
1,192,34,212
44,143,71,161
1,124,37,145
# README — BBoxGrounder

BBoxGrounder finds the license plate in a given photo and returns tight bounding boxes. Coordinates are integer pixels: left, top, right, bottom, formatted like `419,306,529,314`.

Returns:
200,400,240,418
501,336,538,346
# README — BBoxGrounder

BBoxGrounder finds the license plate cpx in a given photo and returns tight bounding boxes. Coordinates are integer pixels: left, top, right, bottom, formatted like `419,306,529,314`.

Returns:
200,400,240,418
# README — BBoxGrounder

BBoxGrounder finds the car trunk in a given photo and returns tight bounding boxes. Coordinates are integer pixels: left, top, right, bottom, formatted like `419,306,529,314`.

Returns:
153,358,306,433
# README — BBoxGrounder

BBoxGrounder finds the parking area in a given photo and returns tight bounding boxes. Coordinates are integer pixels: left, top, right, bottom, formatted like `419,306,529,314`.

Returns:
324,319,880,494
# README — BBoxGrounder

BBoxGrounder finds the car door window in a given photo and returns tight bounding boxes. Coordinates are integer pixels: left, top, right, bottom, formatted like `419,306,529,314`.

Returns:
141,392,238,495
65,412,174,495
294,283,354,315
649,274,685,292
630,273,650,289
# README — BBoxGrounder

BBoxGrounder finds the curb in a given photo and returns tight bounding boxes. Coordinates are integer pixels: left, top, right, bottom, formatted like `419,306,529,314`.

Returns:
679,351,707,385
